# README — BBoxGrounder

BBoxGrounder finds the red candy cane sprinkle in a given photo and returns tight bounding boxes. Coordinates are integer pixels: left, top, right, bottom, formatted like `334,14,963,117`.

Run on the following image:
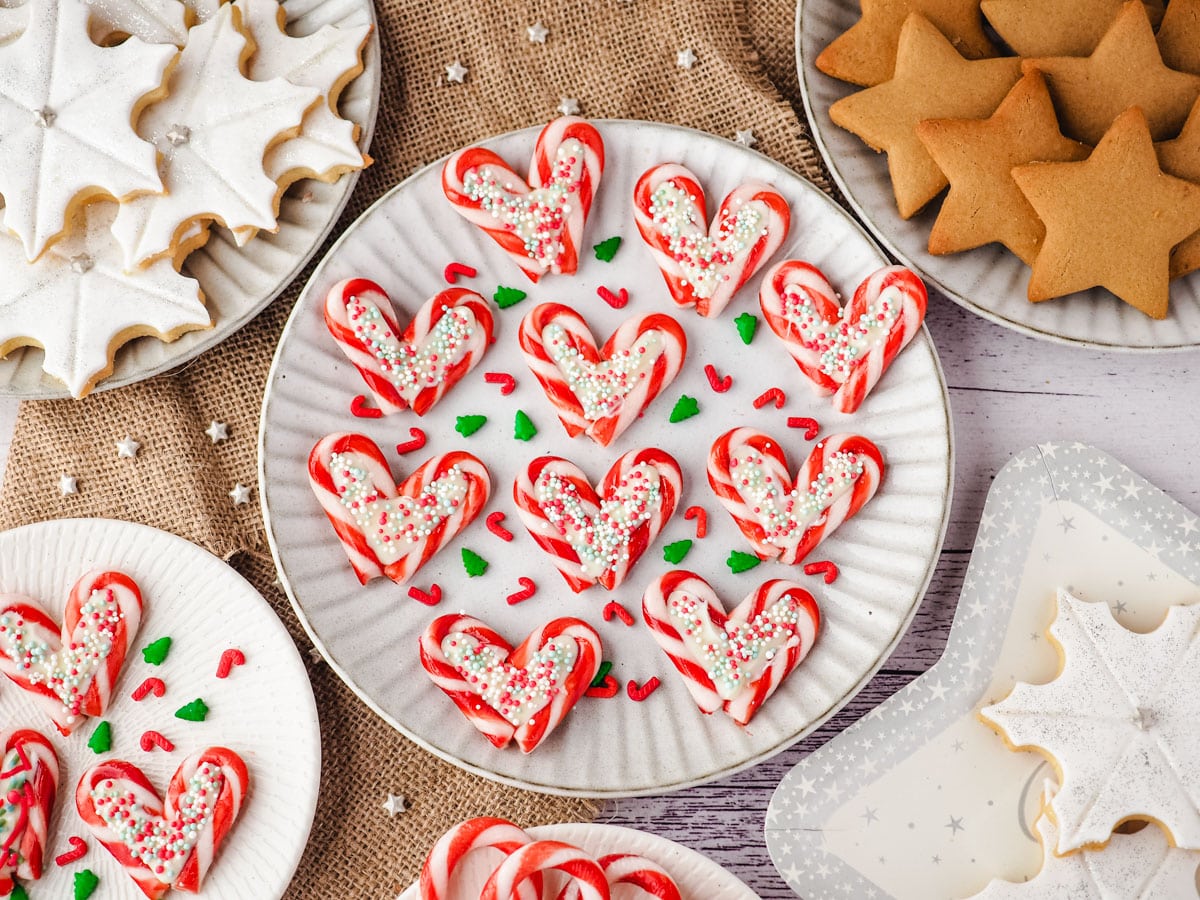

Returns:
804,560,840,584
596,285,629,309
602,601,635,626
586,674,620,699
753,387,786,409
788,416,821,440
483,371,517,395
350,395,382,419
139,731,174,753
54,836,87,867
215,648,245,679
395,427,427,455
486,511,514,542
505,577,537,605
627,677,661,702
683,505,708,539
408,584,443,606
703,364,733,393
131,677,166,702
443,262,477,283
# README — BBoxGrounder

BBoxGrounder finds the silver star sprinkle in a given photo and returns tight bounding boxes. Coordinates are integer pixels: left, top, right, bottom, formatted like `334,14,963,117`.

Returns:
734,128,757,148
205,420,229,443
445,60,468,84
165,124,191,146
58,474,78,496
229,483,251,505
676,48,697,69
116,435,141,458
557,97,580,116
527,22,549,43
382,793,408,816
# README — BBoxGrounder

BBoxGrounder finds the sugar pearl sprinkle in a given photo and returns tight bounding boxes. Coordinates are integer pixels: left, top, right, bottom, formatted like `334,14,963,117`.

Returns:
535,464,661,578
543,324,665,419
731,450,864,547
349,295,476,400
331,453,469,564
669,594,802,700
785,285,903,381
91,764,224,884
442,633,578,727
0,748,29,861
648,181,764,299
462,139,586,268
0,588,123,723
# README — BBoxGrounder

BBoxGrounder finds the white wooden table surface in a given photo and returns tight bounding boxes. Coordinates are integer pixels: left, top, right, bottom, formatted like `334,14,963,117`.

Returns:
1,290,1197,898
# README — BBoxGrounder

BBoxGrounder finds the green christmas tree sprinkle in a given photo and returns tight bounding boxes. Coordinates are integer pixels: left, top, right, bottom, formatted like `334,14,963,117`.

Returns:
455,415,487,437
662,539,693,564
727,550,762,573
513,410,537,441
74,869,100,900
493,286,528,309
593,236,622,262
590,660,613,687
462,548,489,577
669,394,699,423
141,636,172,665
735,312,758,345
175,698,209,722
87,721,112,754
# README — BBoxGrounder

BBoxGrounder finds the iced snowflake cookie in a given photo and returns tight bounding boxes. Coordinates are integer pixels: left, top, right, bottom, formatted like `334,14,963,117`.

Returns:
0,201,209,398
0,0,176,260
981,589,1200,853
111,3,319,268
86,0,190,46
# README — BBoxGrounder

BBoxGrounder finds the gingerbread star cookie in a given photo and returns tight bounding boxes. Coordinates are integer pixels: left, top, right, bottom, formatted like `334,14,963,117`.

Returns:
968,783,1200,898
1012,107,1200,318
981,590,1200,853
1156,98,1200,279
111,3,319,268
1157,0,1200,76
829,13,1021,218
815,0,996,87
0,0,176,260
981,0,1163,57
1023,1,1200,146
916,71,1089,265
0,201,209,398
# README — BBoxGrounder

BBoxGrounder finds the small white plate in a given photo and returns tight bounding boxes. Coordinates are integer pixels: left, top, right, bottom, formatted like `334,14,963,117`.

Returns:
0,518,320,899
0,0,382,398
397,822,760,899
796,0,1200,350
259,119,953,797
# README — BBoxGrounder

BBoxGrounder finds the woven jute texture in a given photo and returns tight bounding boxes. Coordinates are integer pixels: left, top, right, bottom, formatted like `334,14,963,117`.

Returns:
0,0,825,894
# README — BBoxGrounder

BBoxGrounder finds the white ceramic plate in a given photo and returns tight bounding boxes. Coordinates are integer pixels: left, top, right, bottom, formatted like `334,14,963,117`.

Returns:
259,119,953,797
796,0,1200,350
0,0,382,398
397,822,760,899
0,518,320,899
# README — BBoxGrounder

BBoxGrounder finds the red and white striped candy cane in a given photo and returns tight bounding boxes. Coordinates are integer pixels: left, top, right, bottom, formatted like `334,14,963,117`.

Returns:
760,262,927,414
420,817,541,900
707,428,883,565
642,571,820,726
0,570,143,735
518,302,687,446
442,117,604,282
420,615,601,753
0,730,59,892
324,277,495,416
481,840,610,900
513,449,682,592
308,432,491,585
76,747,249,898
633,163,790,318
556,853,683,900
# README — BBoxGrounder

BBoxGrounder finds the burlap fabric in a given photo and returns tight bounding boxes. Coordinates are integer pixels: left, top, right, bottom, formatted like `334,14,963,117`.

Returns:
0,0,830,894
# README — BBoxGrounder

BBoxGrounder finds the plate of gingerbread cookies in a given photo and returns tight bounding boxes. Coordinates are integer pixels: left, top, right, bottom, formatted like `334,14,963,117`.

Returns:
259,118,953,796
797,0,1200,349
0,0,380,399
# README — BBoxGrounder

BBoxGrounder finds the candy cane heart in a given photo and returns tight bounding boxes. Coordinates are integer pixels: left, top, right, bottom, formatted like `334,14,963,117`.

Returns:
75,747,249,899
0,570,143,735
324,277,495,416
759,261,927,414
518,302,687,447
442,117,604,282
633,163,790,318
708,429,883,566
642,571,820,726
514,449,682,593
482,840,610,900
0,730,59,892
420,615,602,753
309,433,491,586
419,817,542,900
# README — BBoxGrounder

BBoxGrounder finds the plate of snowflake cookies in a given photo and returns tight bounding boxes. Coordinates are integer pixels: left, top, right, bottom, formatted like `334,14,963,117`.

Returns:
259,118,953,796
0,517,319,899
0,0,380,399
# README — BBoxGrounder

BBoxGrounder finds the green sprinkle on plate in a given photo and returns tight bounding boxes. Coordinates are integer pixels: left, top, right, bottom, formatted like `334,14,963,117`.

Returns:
734,312,758,345
591,660,613,687
462,548,489,577
175,698,209,722
727,550,761,573
87,721,112,754
494,286,528,309
142,636,171,665
669,394,699,423
513,410,537,441
593,236,622,262
662,539,693,564
455,414,487,437
74,869,100,900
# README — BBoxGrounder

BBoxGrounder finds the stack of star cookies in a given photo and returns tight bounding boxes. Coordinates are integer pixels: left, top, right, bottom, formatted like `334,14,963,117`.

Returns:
0,0,370,397
821,0,1200,320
